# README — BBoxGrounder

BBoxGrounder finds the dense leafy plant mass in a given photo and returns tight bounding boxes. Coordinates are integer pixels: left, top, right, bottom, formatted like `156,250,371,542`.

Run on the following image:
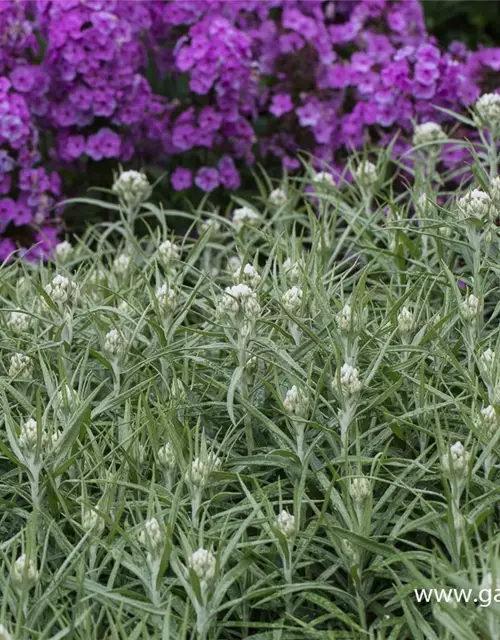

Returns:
1,0,500,258
2,106,500,638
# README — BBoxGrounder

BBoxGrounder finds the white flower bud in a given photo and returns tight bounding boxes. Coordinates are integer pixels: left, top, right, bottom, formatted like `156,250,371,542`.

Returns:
283,385,308,418
113,253,131,275
44,274,77,305
112,170,151,208
158,442,176,469
7,311,30,334
459,294,480,321
441,441,470,475
339,363,362,396
312,171,335,186
104,328,125,358
18,418,43,451
397,306,414,334
8,353,33,378
282,286,303,313
476,93,500,129
233,263,261,288
276,510,296,538
490,176,500,205
355,161,378,188
475,405,499,439
232,206,261,229
481,347,496,373
218,284,260,318
349,477,372,504
336,304,356,333
156,284,177,313
458,189,492,220
158,239,180,265
199,218,221,235
81,507,105,535
413,122,447,147
185,457,207,487
282,258,303,284
269,187,287,206
189,548,216,583
0,623,12,640
12,554,38,584
138,517,163,553
54,240,73,262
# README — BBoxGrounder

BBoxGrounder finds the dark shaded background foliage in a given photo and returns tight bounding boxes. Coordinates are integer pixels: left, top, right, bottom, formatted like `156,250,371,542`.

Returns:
425,0,500,48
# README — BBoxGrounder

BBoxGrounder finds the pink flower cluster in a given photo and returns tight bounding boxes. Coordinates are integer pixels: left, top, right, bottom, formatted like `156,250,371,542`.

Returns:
1,0,500,260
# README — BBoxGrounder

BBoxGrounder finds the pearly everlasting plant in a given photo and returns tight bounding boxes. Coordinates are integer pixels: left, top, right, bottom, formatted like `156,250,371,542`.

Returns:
112,170,151,209
276,510,296,538
232,207,261,229
281,287,303,313
233,264,261,289
7,311,30,335
8,353,33,378
44,275,78,305
413,122,447,147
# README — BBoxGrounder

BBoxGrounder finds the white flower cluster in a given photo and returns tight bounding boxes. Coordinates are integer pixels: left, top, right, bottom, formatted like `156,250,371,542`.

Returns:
269,187,287,206
233,263,261,288
158,442,175,469
458,189,492,220
397,306,414,335
185,454,221,487
12,554,38,584
490,176,500,205
339,363,362,396
476,93,500,129
7,311,30,335
81,506,105,535
189,547,216,583
476,405,499,438
44,275,78,305
112,170,151,208
276,510,296,538
282,286,303,313
413,122,447,147
282,258,303,284
312,171,335,186
355,161,378,188
156,283,177,313
104,328,125,358
218,284,260,319
0,623,12,640
459,294,480,321
113,253,131,275
232,206,261,229
8,353,33,378
54,240,73,263
481,347,496,374
199,217,221,235
158,240,180,267
138,517,164,554
18,418,60,454
349,477,372,504
441,441,470,475
283,385,308,418
336,304,356,333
